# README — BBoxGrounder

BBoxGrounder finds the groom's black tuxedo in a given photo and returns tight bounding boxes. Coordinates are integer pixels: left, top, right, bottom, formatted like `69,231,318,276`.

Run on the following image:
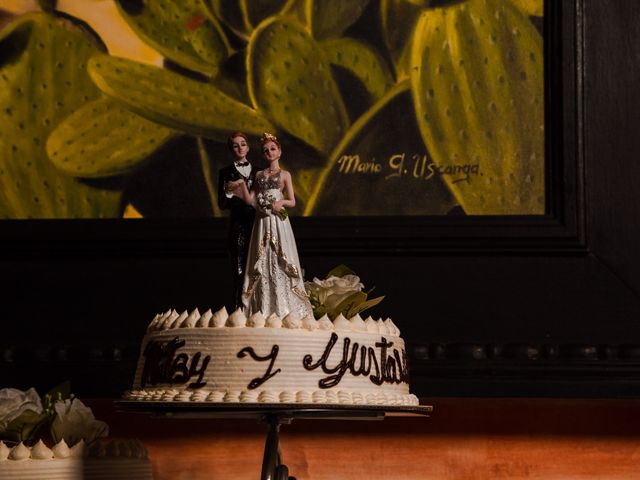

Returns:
217,163,258,310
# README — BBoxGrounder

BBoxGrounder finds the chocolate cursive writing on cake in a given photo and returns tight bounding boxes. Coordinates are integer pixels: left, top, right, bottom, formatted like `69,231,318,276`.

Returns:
140,337,210,389
302,333,410,389
237,345,282,389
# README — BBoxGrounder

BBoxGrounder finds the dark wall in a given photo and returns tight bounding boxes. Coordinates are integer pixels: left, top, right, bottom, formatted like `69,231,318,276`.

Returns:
2,0,640,399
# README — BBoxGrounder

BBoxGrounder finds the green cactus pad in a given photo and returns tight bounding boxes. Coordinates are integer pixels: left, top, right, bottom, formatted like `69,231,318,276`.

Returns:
210,50,251,104
201,0,289,38
211,69,250,104
508,0,543,17
88,54,275,142
244,0,290,29
201,0,251,38
0,12,121,219
281,0,308,26
305,82,456,216
47,97,176,178
321,38,393,102
306,0,371,40
410,0,544,214
247,17,349,155
115,0,229,75
380,0,425,80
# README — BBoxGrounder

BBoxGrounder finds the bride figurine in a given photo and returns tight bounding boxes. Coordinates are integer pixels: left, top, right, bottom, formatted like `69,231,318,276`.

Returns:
228,133,313,319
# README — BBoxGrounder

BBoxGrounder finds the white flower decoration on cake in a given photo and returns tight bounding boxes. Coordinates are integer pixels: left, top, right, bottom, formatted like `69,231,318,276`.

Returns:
51,398,108,446
0,388,43,430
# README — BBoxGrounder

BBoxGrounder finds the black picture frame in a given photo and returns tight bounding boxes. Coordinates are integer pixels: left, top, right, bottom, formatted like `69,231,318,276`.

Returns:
4,0,640,399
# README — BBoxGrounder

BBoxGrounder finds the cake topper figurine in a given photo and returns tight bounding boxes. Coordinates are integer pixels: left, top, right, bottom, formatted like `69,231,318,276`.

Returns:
228,133,313,319
217,132,258,310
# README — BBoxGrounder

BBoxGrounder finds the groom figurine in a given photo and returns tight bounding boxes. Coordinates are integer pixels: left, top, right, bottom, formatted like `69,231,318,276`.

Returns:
217,132,258,310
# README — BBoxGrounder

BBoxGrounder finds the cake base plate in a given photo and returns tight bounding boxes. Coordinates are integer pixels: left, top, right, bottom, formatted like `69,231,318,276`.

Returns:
116,400,432,418
115,401,432,479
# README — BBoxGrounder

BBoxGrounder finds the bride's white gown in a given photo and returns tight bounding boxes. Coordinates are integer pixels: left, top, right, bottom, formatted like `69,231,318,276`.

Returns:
241,171,313,319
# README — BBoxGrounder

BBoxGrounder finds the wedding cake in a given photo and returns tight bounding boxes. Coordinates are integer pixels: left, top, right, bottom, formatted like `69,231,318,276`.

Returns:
0,438,153,480
0,387,154,480
124,307,419,406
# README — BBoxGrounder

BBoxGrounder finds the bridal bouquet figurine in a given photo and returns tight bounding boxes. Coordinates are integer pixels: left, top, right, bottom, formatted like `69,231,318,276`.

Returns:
257,189,288,220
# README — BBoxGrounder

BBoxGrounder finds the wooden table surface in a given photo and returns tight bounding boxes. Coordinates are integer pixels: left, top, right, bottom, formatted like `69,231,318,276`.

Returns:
89,398,640,479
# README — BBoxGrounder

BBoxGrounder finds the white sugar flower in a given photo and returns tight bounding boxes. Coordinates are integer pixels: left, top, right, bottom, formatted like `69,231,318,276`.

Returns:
51,398,108,446
305,266,384,320
0,388,43,431
306,274,364,311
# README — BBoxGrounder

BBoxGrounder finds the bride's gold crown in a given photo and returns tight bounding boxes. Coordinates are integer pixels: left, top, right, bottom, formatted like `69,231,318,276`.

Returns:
261,132,278,143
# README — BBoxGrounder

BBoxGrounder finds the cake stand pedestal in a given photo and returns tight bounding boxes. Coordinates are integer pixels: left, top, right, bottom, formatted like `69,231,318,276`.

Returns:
117,402,432,480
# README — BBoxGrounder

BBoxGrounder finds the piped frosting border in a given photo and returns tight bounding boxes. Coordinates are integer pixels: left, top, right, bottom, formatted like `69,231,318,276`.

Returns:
147,308,401,336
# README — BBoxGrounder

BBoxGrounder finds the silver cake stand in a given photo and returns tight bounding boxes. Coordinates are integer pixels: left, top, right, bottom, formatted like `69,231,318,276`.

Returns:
117,401,433,480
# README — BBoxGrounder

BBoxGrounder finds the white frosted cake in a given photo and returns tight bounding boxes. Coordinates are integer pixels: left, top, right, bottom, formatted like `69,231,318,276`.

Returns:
124,308,419,406
0,439,153,480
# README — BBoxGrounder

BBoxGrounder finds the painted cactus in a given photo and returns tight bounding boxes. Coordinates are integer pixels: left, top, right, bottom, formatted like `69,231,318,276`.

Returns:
1,0,548,218
247,17,349,155
508,0,544,17
306,0,371,40
410,0,544,214
380,0,426,80
88,54,275,142
200,0,289,38
47,97,176,178
0,12,121,218
305,82,457,215
115,0,230,75
321,38,394,102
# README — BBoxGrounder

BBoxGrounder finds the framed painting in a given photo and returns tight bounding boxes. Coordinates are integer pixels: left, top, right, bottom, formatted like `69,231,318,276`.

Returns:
2,0,548,221
4,0,640,400
0,0,571,255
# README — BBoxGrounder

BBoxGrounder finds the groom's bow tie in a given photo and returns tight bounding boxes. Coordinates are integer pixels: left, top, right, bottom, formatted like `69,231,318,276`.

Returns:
236,161,249,167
